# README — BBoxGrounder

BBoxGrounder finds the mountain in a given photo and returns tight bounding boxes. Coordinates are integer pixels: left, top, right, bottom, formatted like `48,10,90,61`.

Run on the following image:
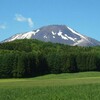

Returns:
3,25,100,46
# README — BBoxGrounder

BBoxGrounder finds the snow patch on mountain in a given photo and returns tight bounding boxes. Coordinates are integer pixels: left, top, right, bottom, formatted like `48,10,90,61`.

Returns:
67,26,95,45
53,36,55,38
36,29,40,33
52,31,56,35
67,26,87,40
4,29,40,42
44,35,47,39
73,39,84,46
64,34,75,42
57,31,68,40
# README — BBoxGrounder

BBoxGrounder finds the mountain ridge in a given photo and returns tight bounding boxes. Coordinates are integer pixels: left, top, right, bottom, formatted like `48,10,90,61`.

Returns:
3,25,100,46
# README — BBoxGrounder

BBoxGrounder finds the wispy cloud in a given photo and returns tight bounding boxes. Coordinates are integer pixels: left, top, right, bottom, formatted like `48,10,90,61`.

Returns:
15,14,34,28
0,24,6,29
27,18,34,28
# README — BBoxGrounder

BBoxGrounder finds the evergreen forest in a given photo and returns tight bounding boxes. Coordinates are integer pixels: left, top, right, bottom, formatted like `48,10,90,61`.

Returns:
0,39,100,78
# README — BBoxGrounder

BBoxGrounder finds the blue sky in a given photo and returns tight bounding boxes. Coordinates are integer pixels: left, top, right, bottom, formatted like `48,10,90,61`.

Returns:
0,0,100,41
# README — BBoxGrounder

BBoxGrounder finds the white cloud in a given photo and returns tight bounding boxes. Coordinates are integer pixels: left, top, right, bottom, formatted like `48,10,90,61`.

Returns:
0,24,6,29
15,14,34,28
15,14,26,22
28,18,34,28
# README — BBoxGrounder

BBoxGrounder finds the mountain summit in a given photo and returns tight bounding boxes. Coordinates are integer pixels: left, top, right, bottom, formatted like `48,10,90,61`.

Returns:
3,25,100,46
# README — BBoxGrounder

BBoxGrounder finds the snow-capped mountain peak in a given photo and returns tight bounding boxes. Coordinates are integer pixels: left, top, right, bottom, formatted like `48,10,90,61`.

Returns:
3,25,100,46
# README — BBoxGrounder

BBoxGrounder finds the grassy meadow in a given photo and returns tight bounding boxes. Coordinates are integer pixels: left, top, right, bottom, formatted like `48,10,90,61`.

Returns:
0,72,100,100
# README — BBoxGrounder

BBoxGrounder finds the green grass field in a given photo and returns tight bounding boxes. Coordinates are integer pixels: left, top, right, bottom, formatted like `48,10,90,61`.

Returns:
0,72,100,100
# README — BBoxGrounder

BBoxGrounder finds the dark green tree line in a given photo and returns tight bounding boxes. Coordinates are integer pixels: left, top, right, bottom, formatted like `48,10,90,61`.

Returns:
0,39,99,78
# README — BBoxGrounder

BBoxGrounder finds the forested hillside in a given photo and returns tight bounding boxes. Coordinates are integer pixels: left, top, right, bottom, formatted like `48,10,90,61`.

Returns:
0,39,100,78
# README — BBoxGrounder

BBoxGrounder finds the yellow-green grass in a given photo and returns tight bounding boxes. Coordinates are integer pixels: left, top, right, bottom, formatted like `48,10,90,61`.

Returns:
0,72,100,100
